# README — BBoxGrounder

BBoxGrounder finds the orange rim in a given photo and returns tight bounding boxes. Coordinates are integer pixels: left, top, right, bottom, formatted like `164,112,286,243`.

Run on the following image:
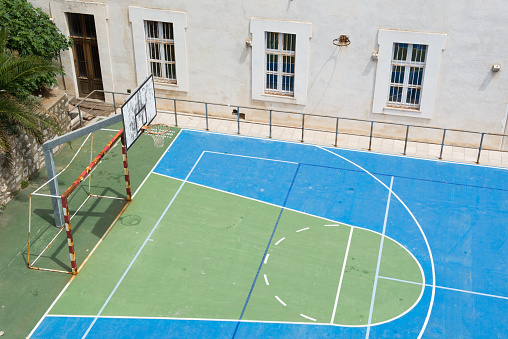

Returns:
144,123,171,135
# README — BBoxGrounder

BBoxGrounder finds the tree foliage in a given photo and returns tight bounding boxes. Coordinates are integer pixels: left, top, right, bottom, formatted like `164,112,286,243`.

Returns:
0,28,62,167
0,0,72,93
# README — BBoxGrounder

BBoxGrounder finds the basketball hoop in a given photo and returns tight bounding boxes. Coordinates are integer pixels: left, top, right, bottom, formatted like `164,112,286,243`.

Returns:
143,123,171,148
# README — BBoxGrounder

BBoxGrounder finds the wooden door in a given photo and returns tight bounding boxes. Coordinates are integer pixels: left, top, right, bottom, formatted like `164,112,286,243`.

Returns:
67,13,104,100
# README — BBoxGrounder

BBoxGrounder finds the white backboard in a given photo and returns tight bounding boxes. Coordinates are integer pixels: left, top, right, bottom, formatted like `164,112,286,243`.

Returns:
121,75,157,150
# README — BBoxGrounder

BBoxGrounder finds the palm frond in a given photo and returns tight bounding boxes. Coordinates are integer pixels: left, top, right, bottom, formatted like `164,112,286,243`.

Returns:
0,93,61,144
0,54,61,93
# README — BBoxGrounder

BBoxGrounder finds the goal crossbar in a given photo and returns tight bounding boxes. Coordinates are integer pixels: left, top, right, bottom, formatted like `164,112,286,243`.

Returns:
28,129,132,275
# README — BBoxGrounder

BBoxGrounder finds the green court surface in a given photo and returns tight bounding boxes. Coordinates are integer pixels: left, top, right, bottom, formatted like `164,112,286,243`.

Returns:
47,174,423,327
13,127,508,338
0,124,179,338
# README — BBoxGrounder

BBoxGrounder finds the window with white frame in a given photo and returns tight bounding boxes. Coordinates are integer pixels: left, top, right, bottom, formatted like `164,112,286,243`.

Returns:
265,32,296,96
388,43,427,109
129,7,188,92
250,19,312,105
145,21,176,84
372,29,446,119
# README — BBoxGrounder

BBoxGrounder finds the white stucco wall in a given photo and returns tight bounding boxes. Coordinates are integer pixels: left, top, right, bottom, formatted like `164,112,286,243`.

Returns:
31,0,508,135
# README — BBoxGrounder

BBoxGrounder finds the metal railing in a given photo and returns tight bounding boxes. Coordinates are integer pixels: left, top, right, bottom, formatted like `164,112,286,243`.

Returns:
69,90,508,165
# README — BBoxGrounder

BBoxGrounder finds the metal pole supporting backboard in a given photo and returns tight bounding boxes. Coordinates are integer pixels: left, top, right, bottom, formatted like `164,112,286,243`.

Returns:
42,114,123,227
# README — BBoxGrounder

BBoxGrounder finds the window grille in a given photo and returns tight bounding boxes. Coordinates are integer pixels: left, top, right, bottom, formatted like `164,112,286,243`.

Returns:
388,43,427,109
145,21,176,84
265,32,296,96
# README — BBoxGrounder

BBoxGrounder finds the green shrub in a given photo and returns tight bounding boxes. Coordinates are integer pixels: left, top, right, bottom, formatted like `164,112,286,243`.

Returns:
0,0,72,94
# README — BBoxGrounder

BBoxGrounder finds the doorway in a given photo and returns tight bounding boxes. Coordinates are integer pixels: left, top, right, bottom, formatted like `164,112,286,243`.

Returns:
67,13,104,100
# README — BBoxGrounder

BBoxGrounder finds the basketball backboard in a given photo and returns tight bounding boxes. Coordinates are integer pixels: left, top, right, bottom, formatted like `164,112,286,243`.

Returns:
121,75,157,150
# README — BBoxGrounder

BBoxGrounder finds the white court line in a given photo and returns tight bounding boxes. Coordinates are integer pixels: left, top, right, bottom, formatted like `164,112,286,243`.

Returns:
46,314,335,327
296,227,309,233
275,296,287,306
330,226,354,324
379,276,508,301
264,254,270,264
204,150,298,165
81,151,206,339
151,159,414,265
132,130,181,199
264,274,269,286
317,145,434,339
27,275,78,338
275,237,285,246
365,177,394,339
99,128,121,132
27,131,177,338
185,128,508,172
300,314,317,322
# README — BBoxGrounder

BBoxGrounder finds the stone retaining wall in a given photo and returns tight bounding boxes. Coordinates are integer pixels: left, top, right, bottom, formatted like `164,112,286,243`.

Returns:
0,92,70,206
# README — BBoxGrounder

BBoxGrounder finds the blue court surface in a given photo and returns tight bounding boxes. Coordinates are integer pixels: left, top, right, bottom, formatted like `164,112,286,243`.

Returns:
31,129,508,338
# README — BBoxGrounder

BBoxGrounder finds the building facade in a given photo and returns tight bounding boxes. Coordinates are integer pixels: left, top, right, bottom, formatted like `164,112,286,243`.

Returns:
31,0,508,138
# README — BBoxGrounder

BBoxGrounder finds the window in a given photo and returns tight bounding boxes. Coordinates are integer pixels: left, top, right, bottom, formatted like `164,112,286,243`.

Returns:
250,19,312,105
388,43,427,109
372,29,446,119
129,7,188,92
145,21,176,84
265,32,296,96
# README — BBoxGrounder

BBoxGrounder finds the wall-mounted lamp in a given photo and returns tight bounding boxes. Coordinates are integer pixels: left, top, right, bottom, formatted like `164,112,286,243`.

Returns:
49,17,56,25
492,63,501,72
371,51,379,61
245,38,252,47
333,35,351,47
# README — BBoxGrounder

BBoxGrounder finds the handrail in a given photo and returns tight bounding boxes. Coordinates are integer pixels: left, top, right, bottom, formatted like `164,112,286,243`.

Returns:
68,89,508,164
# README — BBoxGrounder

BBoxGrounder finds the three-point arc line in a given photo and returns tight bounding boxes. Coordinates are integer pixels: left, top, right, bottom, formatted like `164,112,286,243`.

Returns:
264,274,269,286
300,314,317,322
275,296,286,306
264,254,270,264
275,237,285,246
296,227,310,233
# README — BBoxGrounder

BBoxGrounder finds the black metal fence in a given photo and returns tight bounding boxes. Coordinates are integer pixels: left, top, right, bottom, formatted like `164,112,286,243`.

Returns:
69,90,508,164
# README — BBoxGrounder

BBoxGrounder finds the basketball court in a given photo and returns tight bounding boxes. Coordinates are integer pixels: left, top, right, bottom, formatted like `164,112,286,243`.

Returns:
26,78,508,338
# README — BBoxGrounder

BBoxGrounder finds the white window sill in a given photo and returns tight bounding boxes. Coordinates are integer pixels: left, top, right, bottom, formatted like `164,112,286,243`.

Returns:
378,107,431,119
257,93,299,105
154,82,187,93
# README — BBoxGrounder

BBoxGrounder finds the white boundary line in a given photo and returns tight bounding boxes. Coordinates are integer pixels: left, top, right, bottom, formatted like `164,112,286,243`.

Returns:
41,314,357,327
26,275,78,338
27,131,183,338
152,149,431,328
379,276,508,301
30,143,430,336
330,226,354,324
317,146,435,339
365,177,394,338
205,150,298,165
151,170,425,289
132,130,181,199
183,128,508,172
81,151,206,339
